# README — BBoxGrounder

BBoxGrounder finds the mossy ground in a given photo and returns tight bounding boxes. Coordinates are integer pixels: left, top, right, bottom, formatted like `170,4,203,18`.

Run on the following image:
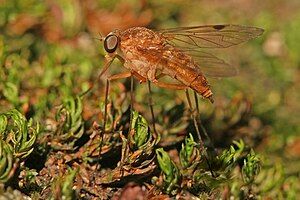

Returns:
0,0,299,199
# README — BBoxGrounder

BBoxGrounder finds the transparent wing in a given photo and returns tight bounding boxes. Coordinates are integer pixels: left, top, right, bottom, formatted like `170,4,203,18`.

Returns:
187,50,238,77
159,24,264,49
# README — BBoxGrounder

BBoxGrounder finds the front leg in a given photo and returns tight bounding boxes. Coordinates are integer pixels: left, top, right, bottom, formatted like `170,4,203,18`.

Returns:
98,55,115,79
108,72,132,81
131,71,147,83
133,70,165,84
147,67,165,83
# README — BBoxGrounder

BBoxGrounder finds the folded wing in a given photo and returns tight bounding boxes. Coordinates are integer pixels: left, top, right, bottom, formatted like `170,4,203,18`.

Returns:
159,24,264,49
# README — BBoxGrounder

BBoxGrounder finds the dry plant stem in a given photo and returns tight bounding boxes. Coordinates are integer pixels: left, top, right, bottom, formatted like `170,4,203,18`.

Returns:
147,81,158,139
185,89,204,150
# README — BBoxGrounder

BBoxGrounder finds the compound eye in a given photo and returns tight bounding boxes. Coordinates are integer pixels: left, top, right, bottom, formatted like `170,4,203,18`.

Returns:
104,34,119,53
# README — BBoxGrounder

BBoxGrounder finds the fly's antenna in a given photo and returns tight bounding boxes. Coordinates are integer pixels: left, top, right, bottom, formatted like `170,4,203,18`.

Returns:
92,32,104,42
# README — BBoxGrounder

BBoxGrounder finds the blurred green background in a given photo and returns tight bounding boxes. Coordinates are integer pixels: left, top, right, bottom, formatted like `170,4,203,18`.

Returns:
0,0,299,198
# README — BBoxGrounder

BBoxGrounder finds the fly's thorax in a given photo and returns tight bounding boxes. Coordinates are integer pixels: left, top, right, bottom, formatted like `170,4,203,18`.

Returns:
118,28,166,78
120,27,160,41
119,27,165,54
122,50,152,77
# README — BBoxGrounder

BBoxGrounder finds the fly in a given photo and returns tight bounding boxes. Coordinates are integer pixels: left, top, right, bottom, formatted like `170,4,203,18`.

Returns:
98,24,264,103
96,24,264,161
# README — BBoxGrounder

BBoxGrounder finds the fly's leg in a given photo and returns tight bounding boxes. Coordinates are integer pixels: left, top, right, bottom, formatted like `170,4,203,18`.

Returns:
147,81,158,139
107,72,132,81
112,55,140,115
150,80,202,145
185,89,204,150
155,73,166,80
119,75,135,177
147,68,158,83
107,54,149,176
113,55,137,134
193,91,216,177
193,91,215,152
153,81,188,90
97,56,116,169
106,54,135,176
132,71,147,83
132,71,165,84
100,71,135,176
99,55,116,80
149,80,188,139
129,75,134,124
81,56,115,97
98,78,110,170
151,80,215,176
106,70,135,125
98,57,132,169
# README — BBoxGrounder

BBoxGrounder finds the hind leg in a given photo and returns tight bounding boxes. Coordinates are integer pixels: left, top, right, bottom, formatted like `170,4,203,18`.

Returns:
153,81,188,90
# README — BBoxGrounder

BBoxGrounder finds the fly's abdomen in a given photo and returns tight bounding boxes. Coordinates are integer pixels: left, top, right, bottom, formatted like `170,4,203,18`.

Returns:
190,74,213,101
165,60,213,102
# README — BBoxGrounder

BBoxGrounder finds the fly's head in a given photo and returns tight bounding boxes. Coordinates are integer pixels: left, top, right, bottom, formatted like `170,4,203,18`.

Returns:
103,30,121,54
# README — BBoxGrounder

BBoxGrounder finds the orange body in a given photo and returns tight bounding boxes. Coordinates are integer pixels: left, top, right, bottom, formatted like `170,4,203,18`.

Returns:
118,27,213,100
102,25,263,102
